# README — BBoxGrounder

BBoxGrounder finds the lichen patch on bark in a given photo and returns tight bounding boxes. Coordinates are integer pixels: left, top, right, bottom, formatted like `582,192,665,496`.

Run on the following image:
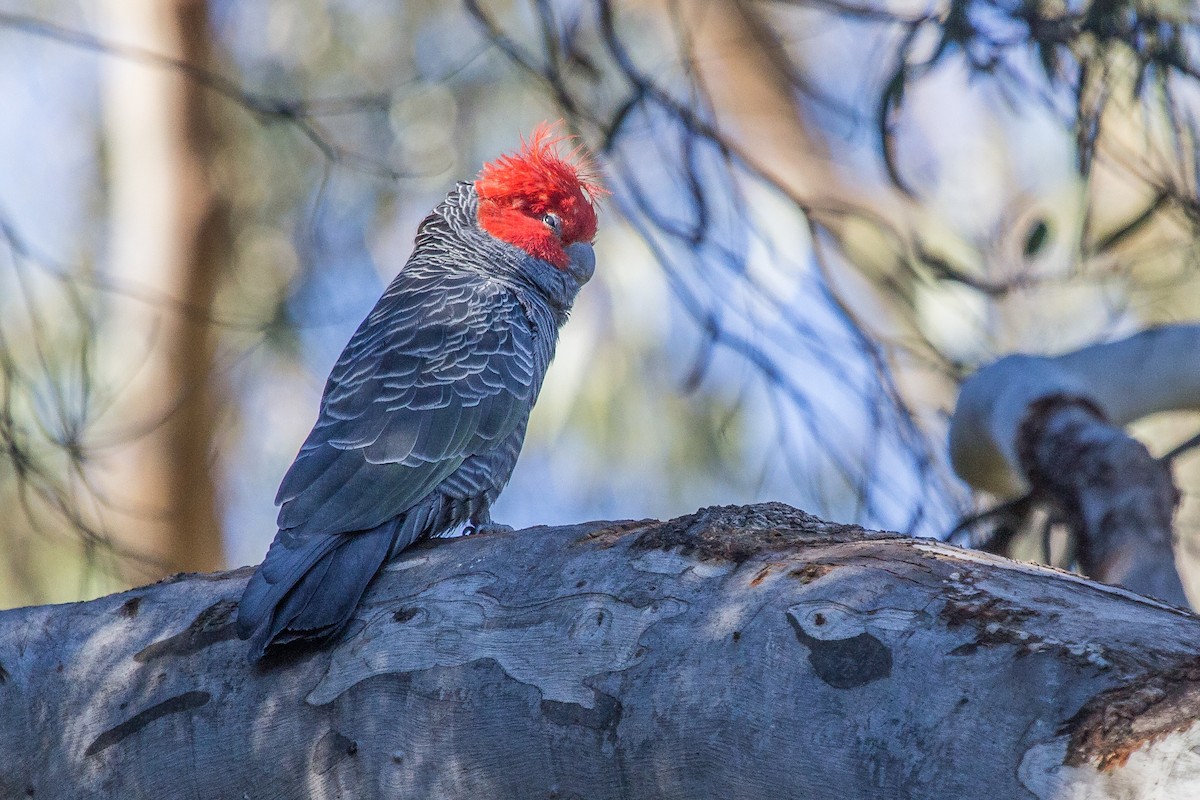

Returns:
941,594,1036,641
937,574,1115,667
789,563,837,584
134,598,238,662
621,503,893,563
118,596,142,618
786,612,892,689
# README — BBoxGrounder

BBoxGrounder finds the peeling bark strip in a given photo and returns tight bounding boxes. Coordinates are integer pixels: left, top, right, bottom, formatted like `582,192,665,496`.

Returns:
541,692,623,733
3,504,1200,798
1060,662,1200,772
1017,394,1185,604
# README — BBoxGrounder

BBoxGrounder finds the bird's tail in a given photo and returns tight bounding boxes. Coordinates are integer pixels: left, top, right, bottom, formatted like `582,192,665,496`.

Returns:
237,513,426,662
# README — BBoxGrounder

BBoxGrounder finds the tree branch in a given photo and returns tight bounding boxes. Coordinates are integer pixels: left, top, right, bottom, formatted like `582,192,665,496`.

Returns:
949,325,1200,604
1018,396,1186,605
950,325,1200,498
4,503,1200,798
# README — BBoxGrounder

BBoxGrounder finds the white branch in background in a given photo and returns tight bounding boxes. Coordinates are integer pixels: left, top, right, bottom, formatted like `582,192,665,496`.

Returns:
950,324,1200,498
949,325,1200,605
4,505,1200,799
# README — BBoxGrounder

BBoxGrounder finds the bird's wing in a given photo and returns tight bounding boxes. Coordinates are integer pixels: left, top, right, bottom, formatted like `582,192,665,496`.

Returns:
274,270,538,539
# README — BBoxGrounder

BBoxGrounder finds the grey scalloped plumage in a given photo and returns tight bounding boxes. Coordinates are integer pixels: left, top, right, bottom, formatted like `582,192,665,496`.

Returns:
237,183,595,660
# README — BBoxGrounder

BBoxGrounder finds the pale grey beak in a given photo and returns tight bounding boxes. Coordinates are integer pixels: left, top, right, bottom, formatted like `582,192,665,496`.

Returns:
565,242,595,286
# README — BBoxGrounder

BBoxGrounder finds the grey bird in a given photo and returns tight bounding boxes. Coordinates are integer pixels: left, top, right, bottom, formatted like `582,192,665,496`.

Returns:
237,125,605,660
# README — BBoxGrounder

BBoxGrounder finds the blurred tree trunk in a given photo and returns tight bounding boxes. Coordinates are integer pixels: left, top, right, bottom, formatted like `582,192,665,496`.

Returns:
4,504,1200,799
94,0,226,576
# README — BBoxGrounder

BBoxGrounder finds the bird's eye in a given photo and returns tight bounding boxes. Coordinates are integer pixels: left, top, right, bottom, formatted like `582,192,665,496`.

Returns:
542,213,563,237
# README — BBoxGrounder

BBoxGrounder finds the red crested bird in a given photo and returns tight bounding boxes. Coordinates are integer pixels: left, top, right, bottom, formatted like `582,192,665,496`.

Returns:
237,125,605,660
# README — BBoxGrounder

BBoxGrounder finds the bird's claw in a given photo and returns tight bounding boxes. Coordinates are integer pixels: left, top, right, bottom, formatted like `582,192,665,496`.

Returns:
464,521,515,536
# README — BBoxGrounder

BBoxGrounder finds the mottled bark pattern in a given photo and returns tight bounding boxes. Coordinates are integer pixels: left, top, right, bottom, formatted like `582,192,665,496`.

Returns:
3,504,1200,799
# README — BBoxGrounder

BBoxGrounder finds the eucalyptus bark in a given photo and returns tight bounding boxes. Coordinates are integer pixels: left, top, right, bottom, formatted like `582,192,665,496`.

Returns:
3,503,1200,799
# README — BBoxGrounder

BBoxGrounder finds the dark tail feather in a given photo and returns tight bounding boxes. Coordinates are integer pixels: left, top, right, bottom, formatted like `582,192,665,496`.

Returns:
238,517,408,662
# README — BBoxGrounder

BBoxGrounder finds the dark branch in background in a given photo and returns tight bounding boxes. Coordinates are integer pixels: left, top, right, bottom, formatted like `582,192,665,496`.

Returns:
947,491,1034,549
1088,189,1172,256
478,0,1200,539
465,0,964,531
0,204,155,592
0,11,411,181
1163,430,1200,465
950,423,1200,562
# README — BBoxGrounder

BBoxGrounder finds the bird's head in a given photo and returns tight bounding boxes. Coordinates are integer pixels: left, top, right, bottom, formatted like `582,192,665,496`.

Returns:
475,123,606,281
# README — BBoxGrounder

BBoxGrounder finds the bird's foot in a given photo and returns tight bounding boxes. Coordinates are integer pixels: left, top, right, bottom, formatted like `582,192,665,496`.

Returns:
464,520,515,536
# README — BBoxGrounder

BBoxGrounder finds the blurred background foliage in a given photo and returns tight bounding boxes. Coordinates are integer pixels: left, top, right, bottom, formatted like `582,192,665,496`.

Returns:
0,0,1198,607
